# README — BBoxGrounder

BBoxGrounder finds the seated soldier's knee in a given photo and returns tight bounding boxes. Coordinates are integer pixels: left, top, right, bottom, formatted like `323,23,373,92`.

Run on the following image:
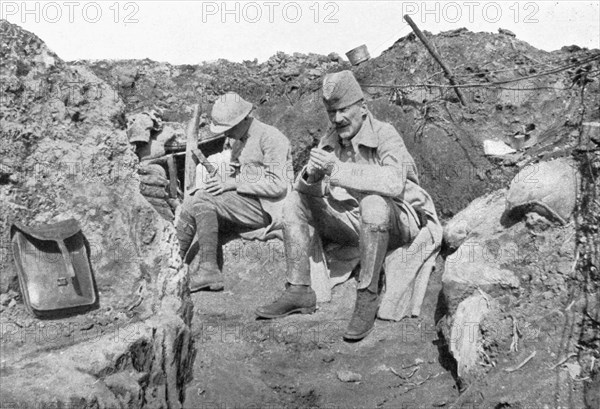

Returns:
181,190,205,210
185,190,216,214
189,189,212,203
359,195,391,225
282,190,309,225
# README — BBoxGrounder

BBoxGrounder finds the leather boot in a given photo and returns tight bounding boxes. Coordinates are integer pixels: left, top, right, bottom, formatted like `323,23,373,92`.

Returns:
176,206,197,261
255,283,316,318
188,208,223,292
283,223,312,286
256,222,315,318
344,222,389,341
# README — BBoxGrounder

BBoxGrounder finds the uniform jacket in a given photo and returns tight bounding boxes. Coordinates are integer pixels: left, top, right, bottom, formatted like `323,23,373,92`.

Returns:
231,118,293,232
295,111,439,224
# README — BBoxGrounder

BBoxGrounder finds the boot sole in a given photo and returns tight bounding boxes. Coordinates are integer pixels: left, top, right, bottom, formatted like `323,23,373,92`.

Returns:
255,306,316,319
343,326,374,341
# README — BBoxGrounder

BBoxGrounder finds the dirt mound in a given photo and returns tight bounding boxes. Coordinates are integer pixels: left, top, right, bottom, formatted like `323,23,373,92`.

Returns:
84,28,599,217
0,20,193,408
81,51,349,178
353,29,599,216
82,51,347,122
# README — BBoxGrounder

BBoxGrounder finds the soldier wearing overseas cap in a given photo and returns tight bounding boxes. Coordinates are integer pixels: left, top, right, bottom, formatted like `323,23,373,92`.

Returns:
256,71,440,341
176,92,292,292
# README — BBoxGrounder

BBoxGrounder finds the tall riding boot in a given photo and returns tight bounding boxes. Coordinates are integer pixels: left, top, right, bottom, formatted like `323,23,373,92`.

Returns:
283,223,312,287
176,205,197,261
188,208,224,292
255,223,316,318
344,221,389,340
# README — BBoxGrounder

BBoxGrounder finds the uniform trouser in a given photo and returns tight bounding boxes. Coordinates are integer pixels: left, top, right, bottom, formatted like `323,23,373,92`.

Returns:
176,190,270,263
283,190,420,289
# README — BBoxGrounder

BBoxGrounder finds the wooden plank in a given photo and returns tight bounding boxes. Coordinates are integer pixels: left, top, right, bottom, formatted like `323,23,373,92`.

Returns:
404,15,468,106
164,133,226,154
184,104,202,198
166,155,178,199
192,149,216,175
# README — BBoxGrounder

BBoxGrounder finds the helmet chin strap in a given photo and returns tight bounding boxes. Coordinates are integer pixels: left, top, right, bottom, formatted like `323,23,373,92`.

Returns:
227,116,253,140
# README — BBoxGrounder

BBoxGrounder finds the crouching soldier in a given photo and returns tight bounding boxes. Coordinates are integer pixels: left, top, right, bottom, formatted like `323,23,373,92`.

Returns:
256,71,439,341
176,92,292,292
128,110,180,222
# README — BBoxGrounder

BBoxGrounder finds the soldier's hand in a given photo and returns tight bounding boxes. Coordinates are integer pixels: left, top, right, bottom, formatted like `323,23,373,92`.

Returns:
310,148,339,176
226,162,241,177
306,158,323,178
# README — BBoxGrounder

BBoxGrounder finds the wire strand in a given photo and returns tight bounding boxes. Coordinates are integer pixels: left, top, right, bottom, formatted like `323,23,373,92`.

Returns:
361,54,600,90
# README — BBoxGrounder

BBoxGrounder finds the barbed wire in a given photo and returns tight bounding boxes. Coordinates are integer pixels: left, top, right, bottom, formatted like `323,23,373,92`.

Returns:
361,53,600,91
454,61,558,78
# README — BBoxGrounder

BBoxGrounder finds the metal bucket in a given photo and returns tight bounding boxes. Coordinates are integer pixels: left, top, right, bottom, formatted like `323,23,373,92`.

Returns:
345,44,370,66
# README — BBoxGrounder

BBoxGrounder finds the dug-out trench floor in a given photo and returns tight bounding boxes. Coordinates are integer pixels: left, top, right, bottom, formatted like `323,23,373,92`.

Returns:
184,239,458,409
183,238,578,409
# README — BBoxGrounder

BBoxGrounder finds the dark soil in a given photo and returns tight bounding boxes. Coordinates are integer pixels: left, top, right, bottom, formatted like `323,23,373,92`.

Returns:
182,232,589,408
184,242,459,409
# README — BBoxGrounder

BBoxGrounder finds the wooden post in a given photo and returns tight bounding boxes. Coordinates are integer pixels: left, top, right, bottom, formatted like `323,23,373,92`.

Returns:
184,104,202,198
166,155,178,198
404,15,468,106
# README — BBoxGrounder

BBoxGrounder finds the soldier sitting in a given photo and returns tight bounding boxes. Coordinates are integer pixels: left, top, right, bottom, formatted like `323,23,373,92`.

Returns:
176,92,292,292
256,71,440,341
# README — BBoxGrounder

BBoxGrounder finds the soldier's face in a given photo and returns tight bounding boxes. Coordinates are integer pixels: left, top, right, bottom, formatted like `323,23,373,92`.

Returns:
225,118,248,140
327,101,367,141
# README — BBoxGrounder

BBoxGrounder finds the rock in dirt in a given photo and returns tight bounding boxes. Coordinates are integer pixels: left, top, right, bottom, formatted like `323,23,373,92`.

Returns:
563,362,582,380
585,372,600,408
116,66,139,88
328,52,342,62
498,28,516,37
443,236,520,312
337,370,362,383
103,371,147,407
448,292,494,379
0,293,11,306
443,190,507,250
582,122,600,145
0,162,14,177
483,139,517,156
